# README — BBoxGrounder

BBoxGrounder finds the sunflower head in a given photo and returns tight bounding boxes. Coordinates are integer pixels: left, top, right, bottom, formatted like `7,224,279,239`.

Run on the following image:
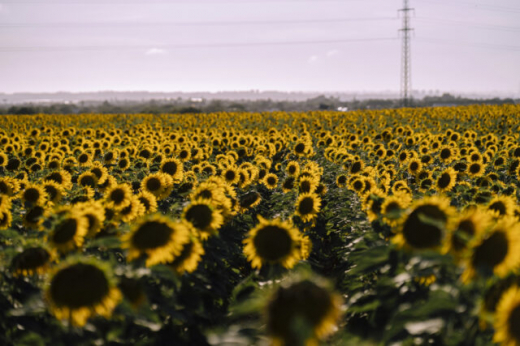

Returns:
493,285,520,346
393,196,454,251
294,192,321,223
45,258,121,327
182,199,224,240
11,245,56,277
243,216,303,269
266,278,342,346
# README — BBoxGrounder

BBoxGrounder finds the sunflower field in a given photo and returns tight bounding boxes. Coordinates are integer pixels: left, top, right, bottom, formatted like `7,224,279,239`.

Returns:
1,104,520,345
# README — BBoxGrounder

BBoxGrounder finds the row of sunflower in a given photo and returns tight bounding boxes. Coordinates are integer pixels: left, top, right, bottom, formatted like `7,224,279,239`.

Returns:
0,105,520,345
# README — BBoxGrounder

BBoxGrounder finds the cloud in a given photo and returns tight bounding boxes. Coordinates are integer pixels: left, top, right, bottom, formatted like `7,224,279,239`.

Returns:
145,48,166,56
326,49,338,57
308,55,318,64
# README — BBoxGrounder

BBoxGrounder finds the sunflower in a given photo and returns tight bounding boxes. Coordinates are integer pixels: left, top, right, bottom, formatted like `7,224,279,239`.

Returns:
238,191,262,213
294,192,321,223
76,201,106,237
45,258,122,327
286,161,300,177
298,176,318,194
20,183,47,206
42,181,65,204
123,214,190,267
468,162,485,177
363,189,387,222
336,174,348,188
264,173,279,190
443,206,492,259
168,236,205,275
439,145,458,164
435,167,457,193
23,205,49,230
104,184,133,210
11,245,56,277
182,199,224,240
48,213,89,253
407,158,422,176
493,285,520,346
141,172,173,200
243,216,303,269
392,196,455,251
137,191,158,214
117,195,145,223
293,141,311,157
221,166,240,185
78,172,98,189
487,196,516,218
266,279,342,346
462,216,520,282
89,164,109,185
44,170,73,190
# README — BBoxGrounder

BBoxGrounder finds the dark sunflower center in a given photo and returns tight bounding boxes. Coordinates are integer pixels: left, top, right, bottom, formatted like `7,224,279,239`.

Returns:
52,218,78,244
11,247,50,271
508,305,520,342
26,206,44,224
489,201,507,216
440,149,451,159
138,196,151,211
470,163,481,174
91,168,103,179
110,188,126,204
267,176,277,185
185,204,213,230
472,231,508,270
300,180,312,193
225,170,236,181
45,172,63,184
295,143,306,153
131,221,173,249
402,204,447,249
24,188,40,203
253,225,292,261
353,180,363,191
50,263,110,309
78,154,89,163
196,190,213,200
298,197,315,215
410,162,419,171
385,201,401,214
351,162,362,174
438,173,452,189
171,242,194,267
79,175,96,188
283,178,295,190
44,185,58,200
288,165,297,174
146,178,162,192
338,176,347,184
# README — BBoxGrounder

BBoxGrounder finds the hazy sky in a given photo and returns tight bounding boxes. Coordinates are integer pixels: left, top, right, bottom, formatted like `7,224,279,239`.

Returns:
0,0,519,94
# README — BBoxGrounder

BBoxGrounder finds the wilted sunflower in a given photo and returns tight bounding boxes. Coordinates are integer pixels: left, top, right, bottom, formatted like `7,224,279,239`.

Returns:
243,216,303,269
45,258,122,327
294,192,321,223
48,213,89,253
182,199,224,240
392,196,455,251
462,216,520,282
493,285,520,346
266,278,342,346
104,184,133,210
123,214,190,267
435,167,457,193
11,245,56,277
168,236,205,275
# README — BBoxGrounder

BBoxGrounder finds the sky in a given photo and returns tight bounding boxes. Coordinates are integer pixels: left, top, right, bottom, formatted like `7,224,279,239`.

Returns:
0,0,519,95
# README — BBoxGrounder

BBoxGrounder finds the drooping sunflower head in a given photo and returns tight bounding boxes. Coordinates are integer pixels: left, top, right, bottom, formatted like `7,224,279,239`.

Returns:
393,196,455,251
45,258,122,327
123,214,190,267
182,199,224,240
243,216,303,269
462,216,520,282
11,245,56,277
294,192,321,223
266,278,342,346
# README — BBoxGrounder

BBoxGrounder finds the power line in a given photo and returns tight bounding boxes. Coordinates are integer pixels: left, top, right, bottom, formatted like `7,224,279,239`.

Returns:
0,17,399,28
416,17,520,32
414,0,520,14
0,37,398,53
417,37,520,52
399,0,413,107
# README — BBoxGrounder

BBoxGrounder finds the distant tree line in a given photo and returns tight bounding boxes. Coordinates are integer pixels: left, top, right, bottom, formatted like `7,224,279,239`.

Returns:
1,93,517,115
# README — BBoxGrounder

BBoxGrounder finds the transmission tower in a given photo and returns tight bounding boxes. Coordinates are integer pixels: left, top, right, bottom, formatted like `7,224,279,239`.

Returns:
399,0,414,107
